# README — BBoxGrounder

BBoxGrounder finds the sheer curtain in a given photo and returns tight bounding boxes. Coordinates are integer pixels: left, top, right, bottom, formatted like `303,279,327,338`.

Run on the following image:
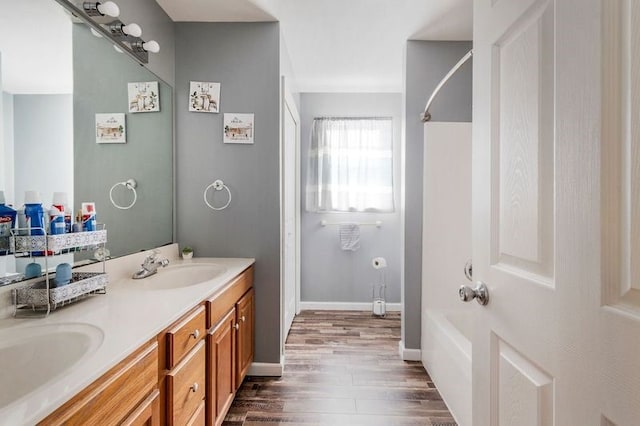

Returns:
306,117,394,212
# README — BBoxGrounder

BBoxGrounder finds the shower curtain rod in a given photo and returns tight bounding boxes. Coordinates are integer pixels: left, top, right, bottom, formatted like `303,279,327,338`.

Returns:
420,49,473,123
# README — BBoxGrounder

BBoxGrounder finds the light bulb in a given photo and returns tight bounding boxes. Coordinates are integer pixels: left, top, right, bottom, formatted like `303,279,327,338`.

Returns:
97,1,120,18
143,40,160,53
122,23,142,37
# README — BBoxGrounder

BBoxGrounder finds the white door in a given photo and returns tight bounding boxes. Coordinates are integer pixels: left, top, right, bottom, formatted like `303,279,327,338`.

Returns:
282,77,300,341
472,0,640,424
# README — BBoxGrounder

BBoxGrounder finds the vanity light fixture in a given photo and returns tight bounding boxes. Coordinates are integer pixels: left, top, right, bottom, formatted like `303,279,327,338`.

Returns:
109,21,142,38
83,1,120,18
132,40,160,53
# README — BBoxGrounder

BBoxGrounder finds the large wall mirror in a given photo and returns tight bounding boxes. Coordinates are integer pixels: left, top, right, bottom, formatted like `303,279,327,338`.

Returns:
0,0,173,283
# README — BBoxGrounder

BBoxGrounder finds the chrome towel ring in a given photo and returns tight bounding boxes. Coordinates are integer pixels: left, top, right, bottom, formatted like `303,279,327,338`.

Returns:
109,178,138,210
204,179,231,210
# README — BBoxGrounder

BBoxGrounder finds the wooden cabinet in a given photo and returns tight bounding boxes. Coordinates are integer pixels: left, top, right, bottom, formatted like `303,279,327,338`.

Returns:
41,341,159,426
207,308,237,425
40,265,254,426
205,266,255,425
236,288,254,387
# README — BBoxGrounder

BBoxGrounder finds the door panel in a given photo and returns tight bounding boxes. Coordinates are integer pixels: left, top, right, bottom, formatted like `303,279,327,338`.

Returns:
600,2,640,424
473,0,615,424
494,0,554,280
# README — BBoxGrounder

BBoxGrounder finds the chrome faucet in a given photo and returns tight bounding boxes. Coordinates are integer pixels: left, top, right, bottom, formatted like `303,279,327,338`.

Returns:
132,250,169,279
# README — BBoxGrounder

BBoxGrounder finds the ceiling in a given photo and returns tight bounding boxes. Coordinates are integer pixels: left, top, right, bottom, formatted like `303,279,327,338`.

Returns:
156,0,473,93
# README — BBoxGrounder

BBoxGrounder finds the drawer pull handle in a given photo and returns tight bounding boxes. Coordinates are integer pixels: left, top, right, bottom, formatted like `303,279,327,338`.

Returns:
190,382,199,393
234,323,240,330
190,329,200,339
241,315,246,322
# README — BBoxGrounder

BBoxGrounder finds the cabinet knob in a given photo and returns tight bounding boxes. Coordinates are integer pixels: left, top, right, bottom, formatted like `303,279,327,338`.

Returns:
190,382,199,393
190,329,200,339
234,323,240,330
241,315,246,322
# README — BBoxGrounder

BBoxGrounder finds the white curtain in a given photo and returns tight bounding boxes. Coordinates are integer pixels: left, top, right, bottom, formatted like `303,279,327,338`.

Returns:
306,117,394,212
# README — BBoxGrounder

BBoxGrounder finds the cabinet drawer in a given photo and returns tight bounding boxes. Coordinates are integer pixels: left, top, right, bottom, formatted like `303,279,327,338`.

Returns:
167,340,206,425
207,266,253,329
167,305,206,369
186,400,206,426
41,342,158,426
121,389,160,426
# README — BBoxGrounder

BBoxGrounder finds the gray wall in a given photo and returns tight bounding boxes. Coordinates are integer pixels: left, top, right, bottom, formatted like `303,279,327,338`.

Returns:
175,22,281,364
74,24,173,258
300,93,402,304
403,40,472,349
13,94,72,206
116,0,176,86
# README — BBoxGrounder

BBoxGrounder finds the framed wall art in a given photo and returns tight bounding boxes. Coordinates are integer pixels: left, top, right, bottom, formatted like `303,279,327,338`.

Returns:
223,113,254,144
189,81,220,113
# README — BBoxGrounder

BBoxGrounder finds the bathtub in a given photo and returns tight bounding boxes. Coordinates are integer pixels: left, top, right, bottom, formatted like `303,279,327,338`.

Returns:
421,310,472,426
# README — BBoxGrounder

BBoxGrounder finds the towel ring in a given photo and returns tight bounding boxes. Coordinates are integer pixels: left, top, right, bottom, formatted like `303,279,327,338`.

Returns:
204,179,231,210
109,179,137,210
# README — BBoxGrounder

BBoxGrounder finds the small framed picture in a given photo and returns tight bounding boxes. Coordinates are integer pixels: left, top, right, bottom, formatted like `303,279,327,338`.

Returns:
189,81,220,113
95,113,126,144
128,81,160,113
224,113,254,144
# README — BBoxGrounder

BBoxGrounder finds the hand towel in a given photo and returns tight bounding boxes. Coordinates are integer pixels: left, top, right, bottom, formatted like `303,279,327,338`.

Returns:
339,223,360,251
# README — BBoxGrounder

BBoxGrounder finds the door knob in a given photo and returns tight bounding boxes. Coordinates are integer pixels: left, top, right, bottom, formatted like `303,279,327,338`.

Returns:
459,281,489,306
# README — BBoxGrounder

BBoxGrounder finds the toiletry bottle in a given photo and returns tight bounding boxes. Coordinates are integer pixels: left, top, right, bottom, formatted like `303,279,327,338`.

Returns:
0,191,17,256
72,211,82,233
52,192,71,233
49,207,65,235
23,191,45,256
82,202,97,232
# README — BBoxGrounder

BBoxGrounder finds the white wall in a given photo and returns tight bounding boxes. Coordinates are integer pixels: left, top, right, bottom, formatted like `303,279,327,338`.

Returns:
300,92,402,305
13,95,73,207
421,122,472,313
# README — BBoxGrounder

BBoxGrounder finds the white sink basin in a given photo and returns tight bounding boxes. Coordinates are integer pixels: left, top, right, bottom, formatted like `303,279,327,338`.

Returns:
0,323,104,407
140,263,227,290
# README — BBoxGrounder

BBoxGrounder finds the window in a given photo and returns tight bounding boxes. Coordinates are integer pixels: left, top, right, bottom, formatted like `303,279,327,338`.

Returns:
306,117,394,212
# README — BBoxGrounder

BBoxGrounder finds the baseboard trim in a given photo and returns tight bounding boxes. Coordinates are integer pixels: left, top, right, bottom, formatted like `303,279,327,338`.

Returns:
399,340,422,361
299,302,402,312
248,357,284,376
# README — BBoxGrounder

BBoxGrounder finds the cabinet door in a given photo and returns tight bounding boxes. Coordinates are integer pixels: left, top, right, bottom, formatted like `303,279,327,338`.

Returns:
207,307,236,426
121,389,160,426
235,288,254,387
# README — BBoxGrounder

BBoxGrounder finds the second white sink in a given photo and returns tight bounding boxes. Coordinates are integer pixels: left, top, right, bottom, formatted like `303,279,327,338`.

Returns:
140,263,227,290
0,323,104,408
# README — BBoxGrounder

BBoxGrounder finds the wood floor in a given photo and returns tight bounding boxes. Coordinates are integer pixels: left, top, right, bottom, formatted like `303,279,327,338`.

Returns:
222,310,457,425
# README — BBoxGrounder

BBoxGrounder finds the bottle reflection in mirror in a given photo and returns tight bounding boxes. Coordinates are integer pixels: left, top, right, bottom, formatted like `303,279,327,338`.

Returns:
0,191,17,256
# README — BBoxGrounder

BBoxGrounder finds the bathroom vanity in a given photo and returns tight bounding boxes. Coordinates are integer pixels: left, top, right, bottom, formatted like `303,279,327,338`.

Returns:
0,247,255,426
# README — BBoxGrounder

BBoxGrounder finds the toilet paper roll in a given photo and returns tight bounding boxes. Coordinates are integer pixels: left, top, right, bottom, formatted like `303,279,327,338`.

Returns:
372,257,387,269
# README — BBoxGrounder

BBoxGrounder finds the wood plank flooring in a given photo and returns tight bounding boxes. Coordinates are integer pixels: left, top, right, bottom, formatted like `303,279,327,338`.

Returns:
223,310,457,425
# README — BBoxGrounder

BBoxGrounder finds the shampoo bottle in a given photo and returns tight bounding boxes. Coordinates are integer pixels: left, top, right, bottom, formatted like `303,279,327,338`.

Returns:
0,191,17,255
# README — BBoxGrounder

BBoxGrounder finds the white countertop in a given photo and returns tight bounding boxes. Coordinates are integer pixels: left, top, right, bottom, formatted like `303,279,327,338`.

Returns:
0,246,254,425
